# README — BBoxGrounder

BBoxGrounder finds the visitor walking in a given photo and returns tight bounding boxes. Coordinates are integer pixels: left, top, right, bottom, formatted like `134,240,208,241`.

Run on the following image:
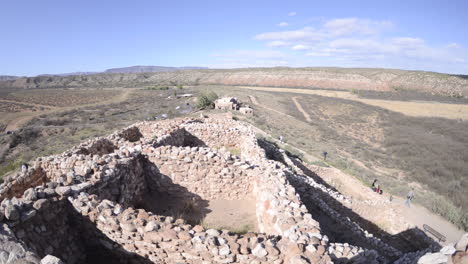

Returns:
21,163,28,173
406,188,415,208
372,179,378,192
279,135,284,143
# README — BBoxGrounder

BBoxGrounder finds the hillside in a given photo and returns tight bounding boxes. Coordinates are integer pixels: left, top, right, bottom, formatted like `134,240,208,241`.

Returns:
0,75,21,81
1,67,467,97
104,65,209,73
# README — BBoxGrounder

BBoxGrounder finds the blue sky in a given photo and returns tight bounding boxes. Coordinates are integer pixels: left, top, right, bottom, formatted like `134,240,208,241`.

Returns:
1,0,467,76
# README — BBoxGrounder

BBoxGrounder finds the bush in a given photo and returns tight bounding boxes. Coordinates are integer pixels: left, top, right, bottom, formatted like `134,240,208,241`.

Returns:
206,91,218,102
196,91,218,109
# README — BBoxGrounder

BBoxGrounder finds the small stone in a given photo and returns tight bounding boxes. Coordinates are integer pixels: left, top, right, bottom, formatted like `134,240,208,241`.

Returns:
306,244,316,253
178,231,192,241
33,199,50,210
144,221,160,232
206,229,221,236
219,244,230,256
193,225,204,233
4,204,19,221
55,186,71,196
417,252,448,264
120,223,137,232
162,229,178,241
41,255,64,264
252,243,268,258
24,188,37,201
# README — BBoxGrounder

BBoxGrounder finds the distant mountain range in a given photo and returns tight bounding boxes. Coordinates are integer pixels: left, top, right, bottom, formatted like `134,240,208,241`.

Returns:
0,75,22,81
104,66,208,73
1,66,209,79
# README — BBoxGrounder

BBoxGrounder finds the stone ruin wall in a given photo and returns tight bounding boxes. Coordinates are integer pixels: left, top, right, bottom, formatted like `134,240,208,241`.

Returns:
0,115,338,264
0,114,455,264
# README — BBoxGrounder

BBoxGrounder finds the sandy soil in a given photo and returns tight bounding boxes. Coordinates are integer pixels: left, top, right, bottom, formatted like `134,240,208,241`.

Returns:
202,199,258,233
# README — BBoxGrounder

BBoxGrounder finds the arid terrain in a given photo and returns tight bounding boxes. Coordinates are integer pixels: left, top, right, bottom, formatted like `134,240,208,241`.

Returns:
1,67,468,97
0,67,467,239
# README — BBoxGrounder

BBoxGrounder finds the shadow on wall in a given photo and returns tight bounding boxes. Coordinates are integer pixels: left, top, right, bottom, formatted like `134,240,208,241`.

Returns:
68,202,154,264
139,160,211,226
257,137,340,194
153,128,207,148
76,139,117,156
256,138,439,260
287,165,440,261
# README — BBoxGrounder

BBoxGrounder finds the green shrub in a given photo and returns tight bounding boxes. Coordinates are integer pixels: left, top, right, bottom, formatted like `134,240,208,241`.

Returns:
196,91,218,109
177,84,183,89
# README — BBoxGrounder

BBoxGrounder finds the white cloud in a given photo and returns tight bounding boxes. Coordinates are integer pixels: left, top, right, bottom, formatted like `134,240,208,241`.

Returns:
278,22,289,27
267,40,291,47
288,12,296,16
324,18,393,37
213,50,286,59
292,44,310,50
306,51,331,57
447,43,461,49
215,17,468,73
255,27,324,41
391,37,424,47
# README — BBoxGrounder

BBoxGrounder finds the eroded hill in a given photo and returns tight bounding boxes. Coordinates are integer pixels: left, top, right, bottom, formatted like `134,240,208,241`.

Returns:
1,67,467,97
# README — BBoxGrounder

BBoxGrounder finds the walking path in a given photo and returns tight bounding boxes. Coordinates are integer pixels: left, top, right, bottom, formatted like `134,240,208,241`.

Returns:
292,96,312,122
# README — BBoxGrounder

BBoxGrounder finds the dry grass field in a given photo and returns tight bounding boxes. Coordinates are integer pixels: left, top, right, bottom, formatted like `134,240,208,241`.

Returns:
0,88,123,107
239,86,468,120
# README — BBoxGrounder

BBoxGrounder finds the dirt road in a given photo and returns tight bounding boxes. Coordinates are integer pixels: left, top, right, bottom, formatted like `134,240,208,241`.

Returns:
292,96,312,122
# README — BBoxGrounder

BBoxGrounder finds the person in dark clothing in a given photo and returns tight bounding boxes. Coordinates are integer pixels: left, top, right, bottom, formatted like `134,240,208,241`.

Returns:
372,179,378,192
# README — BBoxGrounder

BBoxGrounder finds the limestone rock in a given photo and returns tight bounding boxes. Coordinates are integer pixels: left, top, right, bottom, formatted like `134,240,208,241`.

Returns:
252,243,268,258
417,252,448,264
41,255,64,264
4,204,19,221
456,234,468,252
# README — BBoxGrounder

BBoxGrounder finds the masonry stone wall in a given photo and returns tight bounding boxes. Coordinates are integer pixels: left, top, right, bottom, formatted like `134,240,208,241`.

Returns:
0,114,455,264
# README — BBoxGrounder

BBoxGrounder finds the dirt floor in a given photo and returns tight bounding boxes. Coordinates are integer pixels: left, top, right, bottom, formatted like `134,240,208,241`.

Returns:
202,199,258,233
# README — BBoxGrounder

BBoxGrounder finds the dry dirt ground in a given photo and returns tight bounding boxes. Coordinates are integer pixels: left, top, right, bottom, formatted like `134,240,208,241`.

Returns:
1,88,132,131
240,86,468,120
202,199,258,233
